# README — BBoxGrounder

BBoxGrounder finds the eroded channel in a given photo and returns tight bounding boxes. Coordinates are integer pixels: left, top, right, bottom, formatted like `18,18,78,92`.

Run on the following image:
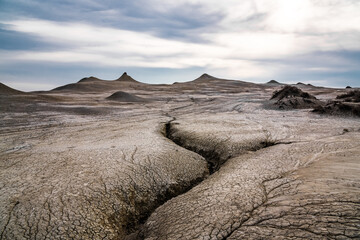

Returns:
126,119,276,239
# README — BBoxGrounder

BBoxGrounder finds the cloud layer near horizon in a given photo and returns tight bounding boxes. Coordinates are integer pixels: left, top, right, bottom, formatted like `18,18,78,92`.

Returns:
0,0,359,90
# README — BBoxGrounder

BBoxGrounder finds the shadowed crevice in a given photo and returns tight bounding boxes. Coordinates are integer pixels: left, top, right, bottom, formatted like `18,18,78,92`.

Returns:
164,120,278,174
127,119,278,239
165,118,225,174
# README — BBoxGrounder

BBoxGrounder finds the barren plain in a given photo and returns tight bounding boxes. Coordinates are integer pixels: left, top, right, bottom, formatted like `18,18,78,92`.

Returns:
1,73,359,239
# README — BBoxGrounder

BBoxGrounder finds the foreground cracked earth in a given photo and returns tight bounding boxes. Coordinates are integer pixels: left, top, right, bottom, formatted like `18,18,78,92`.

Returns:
1,75,359,239
138,120,360,239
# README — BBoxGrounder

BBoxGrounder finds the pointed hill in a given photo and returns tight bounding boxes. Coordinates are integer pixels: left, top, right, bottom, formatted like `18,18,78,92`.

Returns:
191,73,217,83
190,73,263,88
169,73,265,93
266,80,283,85
52,73,141,92
115,72,138,82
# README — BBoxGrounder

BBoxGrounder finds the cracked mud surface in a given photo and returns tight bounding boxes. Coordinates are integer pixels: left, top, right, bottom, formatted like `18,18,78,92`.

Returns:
1,75,359,239
139,125,360,239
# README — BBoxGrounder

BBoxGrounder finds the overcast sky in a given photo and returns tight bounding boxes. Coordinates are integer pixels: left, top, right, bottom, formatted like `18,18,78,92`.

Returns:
0,0,359,91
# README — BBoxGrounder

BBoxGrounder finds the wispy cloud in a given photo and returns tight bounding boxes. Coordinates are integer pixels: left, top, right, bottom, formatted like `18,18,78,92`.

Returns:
0,0,359,89
1,19,274,77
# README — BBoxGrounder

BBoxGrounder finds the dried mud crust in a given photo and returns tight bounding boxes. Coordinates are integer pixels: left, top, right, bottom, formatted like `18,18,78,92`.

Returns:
0,119,209,239
138,132,360,240
227,147,360,240
1,76,360,240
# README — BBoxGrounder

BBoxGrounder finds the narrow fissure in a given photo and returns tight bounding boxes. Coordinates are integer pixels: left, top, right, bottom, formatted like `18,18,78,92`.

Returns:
166,117,222,174
126,120,225,239
126,119,277,239
165,120,224,174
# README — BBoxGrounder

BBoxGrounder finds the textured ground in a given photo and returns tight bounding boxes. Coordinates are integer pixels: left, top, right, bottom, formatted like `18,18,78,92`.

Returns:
1,74,359,239
138,115,360,239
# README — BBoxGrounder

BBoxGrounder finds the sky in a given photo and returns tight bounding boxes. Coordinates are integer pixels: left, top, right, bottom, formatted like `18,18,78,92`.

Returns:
0,0,359,91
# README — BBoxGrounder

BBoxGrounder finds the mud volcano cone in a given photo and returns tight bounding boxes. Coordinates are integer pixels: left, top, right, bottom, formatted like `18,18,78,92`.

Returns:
116,72,138,82
271,86,316,100
106,91,145,102
271,86,322,109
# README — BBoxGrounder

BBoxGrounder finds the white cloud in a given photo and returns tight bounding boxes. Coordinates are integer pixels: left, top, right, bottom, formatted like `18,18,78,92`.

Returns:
167,0,360,34
1,0,359,82
264,0,313,32
1,18,274,77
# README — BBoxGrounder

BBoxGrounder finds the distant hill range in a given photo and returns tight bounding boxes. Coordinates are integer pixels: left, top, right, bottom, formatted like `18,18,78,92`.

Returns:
1,72,356,94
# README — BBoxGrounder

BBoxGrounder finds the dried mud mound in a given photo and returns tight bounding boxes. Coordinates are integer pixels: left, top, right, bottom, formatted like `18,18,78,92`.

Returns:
271,86,321,109
116,72,138,82
271,86,316,100
192,73,217,82
312,91,360,117
266,80,282,86
313,101,360,117
106,91,146,102
336,90,360,103
51,80,116,92
77,76,102,83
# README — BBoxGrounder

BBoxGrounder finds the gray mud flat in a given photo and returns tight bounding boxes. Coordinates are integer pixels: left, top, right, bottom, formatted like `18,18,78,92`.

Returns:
1,74,360,239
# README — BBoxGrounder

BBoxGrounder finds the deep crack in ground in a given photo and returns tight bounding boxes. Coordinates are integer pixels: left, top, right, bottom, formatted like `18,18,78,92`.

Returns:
165,118,231,174
126,118,279,239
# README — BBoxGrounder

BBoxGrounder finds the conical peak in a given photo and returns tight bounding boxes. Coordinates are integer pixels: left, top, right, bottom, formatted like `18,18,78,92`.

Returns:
116,72,137,82
200,73,213,78
267,80,279,84
192,73,217,82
